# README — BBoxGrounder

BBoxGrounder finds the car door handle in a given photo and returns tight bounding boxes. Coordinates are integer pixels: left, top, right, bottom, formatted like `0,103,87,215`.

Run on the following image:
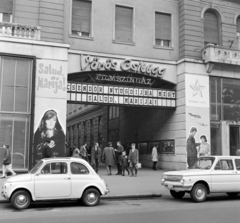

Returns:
64,177,71,180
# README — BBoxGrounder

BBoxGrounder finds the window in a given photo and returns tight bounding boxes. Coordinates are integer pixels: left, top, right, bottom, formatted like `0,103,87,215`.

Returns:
41,162,68,174
71,0,92,37
214,160,233,170
237,17,240,49
155,12,171,47
235,159,240,171
71,162,89,174
0,0,13,23
0,56,33,171
115,5,133,43
204,10,220,46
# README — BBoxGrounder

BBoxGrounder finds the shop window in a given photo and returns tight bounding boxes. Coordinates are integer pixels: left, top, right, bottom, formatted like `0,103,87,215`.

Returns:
204,10,221,46
71,0,92,37
222,78,240,122
155,12,171,47
210,77,221,121
0,57,32,113
115,5,133,43
0,0,13,23
0,56,33,171
237,17,240,49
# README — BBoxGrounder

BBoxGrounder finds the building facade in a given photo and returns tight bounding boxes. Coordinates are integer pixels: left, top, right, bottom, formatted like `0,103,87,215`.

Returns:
1,0,240,171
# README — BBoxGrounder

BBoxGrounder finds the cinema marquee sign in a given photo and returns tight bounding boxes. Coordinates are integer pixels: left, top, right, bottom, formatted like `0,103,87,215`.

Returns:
80,55,166,79
67,83,176,108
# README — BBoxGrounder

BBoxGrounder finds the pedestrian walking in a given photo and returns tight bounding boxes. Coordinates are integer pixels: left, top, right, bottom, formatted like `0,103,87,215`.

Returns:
42,140,53,158
121,151,130,176
151,145,158,170
1,145,16,178
102,142,116,175
90,142,102,173
128,143,139,177
115,141,124,175
80,142,88,161
187,127,200,169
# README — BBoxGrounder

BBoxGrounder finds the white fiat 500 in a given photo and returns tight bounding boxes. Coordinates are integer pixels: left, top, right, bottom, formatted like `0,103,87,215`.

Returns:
1,157,109,209
162,156,240,202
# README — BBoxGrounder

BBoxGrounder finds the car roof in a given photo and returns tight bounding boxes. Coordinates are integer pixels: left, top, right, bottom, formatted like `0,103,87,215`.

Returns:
42,157,89,163
200,156,240,159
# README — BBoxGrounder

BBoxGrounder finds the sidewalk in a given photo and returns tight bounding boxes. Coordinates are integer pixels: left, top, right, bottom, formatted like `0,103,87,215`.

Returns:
0,166,167,203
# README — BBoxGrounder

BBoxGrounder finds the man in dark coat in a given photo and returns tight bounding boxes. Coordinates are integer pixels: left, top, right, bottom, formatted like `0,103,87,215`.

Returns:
115,141,124,175
90,142,102,173
187,127,200,169
102,142,116,175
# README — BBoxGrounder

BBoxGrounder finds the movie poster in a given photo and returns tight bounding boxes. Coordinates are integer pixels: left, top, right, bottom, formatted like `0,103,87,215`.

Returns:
185,74,210,168
33,59,67,165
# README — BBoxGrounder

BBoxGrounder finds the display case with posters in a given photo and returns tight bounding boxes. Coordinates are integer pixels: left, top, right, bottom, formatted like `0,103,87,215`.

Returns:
159,140,175,154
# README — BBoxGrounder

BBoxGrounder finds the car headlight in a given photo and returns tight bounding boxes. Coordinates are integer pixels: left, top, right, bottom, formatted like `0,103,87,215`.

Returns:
180,178,185,184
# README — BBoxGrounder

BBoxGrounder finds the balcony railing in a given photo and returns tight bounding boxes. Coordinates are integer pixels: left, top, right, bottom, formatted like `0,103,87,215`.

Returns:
0,22,41,40
202,44,240,66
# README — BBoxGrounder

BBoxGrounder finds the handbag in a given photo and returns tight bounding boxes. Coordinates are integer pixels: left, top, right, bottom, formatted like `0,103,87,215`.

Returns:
135,163,142,169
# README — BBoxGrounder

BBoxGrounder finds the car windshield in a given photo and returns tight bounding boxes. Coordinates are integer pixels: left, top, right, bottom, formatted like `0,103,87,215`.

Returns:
30,161,43,174
193,157,215,170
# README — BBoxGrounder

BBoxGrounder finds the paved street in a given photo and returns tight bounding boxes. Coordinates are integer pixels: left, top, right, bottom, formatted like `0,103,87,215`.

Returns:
0,192,240,223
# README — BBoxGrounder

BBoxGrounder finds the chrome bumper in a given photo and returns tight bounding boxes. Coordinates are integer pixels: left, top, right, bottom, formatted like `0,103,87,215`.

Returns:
161,182,192,191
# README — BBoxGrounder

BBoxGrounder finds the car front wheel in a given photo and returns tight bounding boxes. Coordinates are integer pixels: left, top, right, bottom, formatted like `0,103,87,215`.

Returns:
190,183,207,203
170,190,185,199
226,192,239,198
82,188,100,206
11,190,31,210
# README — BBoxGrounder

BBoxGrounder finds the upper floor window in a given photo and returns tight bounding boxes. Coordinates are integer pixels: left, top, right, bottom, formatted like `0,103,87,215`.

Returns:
115,5,133,43
0,0,13,23
71,0,92,37
204,10,221,46
155,12,171,47
236,16,240,49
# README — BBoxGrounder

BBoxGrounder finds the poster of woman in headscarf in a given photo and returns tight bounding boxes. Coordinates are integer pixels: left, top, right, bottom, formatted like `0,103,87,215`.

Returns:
33,98,66,165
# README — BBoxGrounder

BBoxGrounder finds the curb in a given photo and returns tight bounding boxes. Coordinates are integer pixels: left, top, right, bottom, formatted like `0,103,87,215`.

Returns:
102,193,162,200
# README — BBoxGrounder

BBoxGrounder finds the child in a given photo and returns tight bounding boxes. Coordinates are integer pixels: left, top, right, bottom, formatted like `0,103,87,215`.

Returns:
121,151,130,176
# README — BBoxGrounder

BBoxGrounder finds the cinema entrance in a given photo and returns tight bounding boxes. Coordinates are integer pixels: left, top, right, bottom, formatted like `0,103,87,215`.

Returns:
66,54,178,169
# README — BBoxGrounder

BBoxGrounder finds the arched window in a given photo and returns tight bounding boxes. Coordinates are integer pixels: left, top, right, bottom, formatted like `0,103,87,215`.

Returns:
204,10,221,46
237,16,240,33
237,16,240,49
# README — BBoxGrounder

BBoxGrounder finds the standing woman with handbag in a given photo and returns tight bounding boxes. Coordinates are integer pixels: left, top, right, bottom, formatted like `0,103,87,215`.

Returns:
128,143,139,177
151,145,158,170
1,145,16,178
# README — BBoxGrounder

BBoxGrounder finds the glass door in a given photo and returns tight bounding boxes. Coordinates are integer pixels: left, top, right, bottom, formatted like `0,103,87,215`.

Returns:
230,126,240,156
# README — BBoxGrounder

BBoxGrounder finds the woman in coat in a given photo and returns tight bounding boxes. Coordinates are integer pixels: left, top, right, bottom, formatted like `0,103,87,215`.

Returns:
102,142,116,175
151,145,158,170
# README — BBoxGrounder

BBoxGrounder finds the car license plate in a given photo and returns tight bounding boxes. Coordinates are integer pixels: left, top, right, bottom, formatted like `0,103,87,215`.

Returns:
168,185,173,189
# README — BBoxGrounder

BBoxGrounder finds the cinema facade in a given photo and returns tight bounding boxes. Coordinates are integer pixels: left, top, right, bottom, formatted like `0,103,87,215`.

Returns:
1,41,237,171
66,50,213,170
